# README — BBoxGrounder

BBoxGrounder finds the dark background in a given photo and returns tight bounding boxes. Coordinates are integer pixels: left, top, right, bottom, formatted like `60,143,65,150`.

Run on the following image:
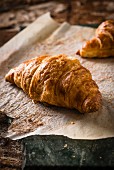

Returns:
0,0,114,46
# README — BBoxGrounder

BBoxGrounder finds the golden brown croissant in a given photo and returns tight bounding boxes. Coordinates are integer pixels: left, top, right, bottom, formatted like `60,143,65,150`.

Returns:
5,54,102,113
76,20,114,58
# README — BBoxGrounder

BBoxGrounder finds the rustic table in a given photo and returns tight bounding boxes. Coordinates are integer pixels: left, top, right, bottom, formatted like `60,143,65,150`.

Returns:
0,0,114,169
23,136,114,169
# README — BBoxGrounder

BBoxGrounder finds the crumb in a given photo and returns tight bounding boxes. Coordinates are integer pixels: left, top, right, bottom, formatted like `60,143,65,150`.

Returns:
64,144,67,148
70,121,75,125
55,40,64,45
72,155,75,158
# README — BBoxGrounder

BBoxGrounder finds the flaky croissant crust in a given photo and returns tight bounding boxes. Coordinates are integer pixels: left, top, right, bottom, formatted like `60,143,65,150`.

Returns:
76,20,114,58
5,54,102,113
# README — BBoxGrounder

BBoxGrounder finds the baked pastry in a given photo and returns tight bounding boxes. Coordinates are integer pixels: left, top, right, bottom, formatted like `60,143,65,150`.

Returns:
5,54,102,113
76,20,114,58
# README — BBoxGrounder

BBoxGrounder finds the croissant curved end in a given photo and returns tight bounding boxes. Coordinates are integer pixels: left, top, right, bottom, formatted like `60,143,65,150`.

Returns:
76,50,80,55
5,68,15,84
81,92,102,113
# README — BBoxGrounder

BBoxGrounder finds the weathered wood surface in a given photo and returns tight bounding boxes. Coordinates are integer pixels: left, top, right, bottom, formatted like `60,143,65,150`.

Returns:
0,0,114,169
23,135,114,168
0,112,24,170
0,0,51,11
1,0,114,47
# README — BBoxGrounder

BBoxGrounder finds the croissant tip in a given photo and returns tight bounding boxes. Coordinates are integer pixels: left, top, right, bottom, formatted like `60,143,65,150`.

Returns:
76,50,80,55
5,69,15,84
82,92,102,113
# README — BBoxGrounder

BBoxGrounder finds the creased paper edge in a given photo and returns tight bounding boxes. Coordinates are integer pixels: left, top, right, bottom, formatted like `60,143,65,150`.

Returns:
1,13,114,141
0,12,59,65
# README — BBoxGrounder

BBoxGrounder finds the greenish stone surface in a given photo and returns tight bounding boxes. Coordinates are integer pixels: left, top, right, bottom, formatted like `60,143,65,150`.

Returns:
23,135,114,168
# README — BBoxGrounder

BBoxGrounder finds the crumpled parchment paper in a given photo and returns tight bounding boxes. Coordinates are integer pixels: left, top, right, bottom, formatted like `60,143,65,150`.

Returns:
0,13,114,140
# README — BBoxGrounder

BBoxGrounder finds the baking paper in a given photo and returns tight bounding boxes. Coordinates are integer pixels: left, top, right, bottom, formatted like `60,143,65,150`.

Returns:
0,13,114,140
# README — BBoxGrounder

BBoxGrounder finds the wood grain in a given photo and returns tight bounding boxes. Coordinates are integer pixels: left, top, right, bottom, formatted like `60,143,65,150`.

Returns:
0,113,24,169
0,0,114,47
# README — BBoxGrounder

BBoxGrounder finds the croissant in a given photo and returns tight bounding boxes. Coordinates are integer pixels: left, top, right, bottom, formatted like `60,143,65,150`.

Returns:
76,20,114,58
5,54,102,113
